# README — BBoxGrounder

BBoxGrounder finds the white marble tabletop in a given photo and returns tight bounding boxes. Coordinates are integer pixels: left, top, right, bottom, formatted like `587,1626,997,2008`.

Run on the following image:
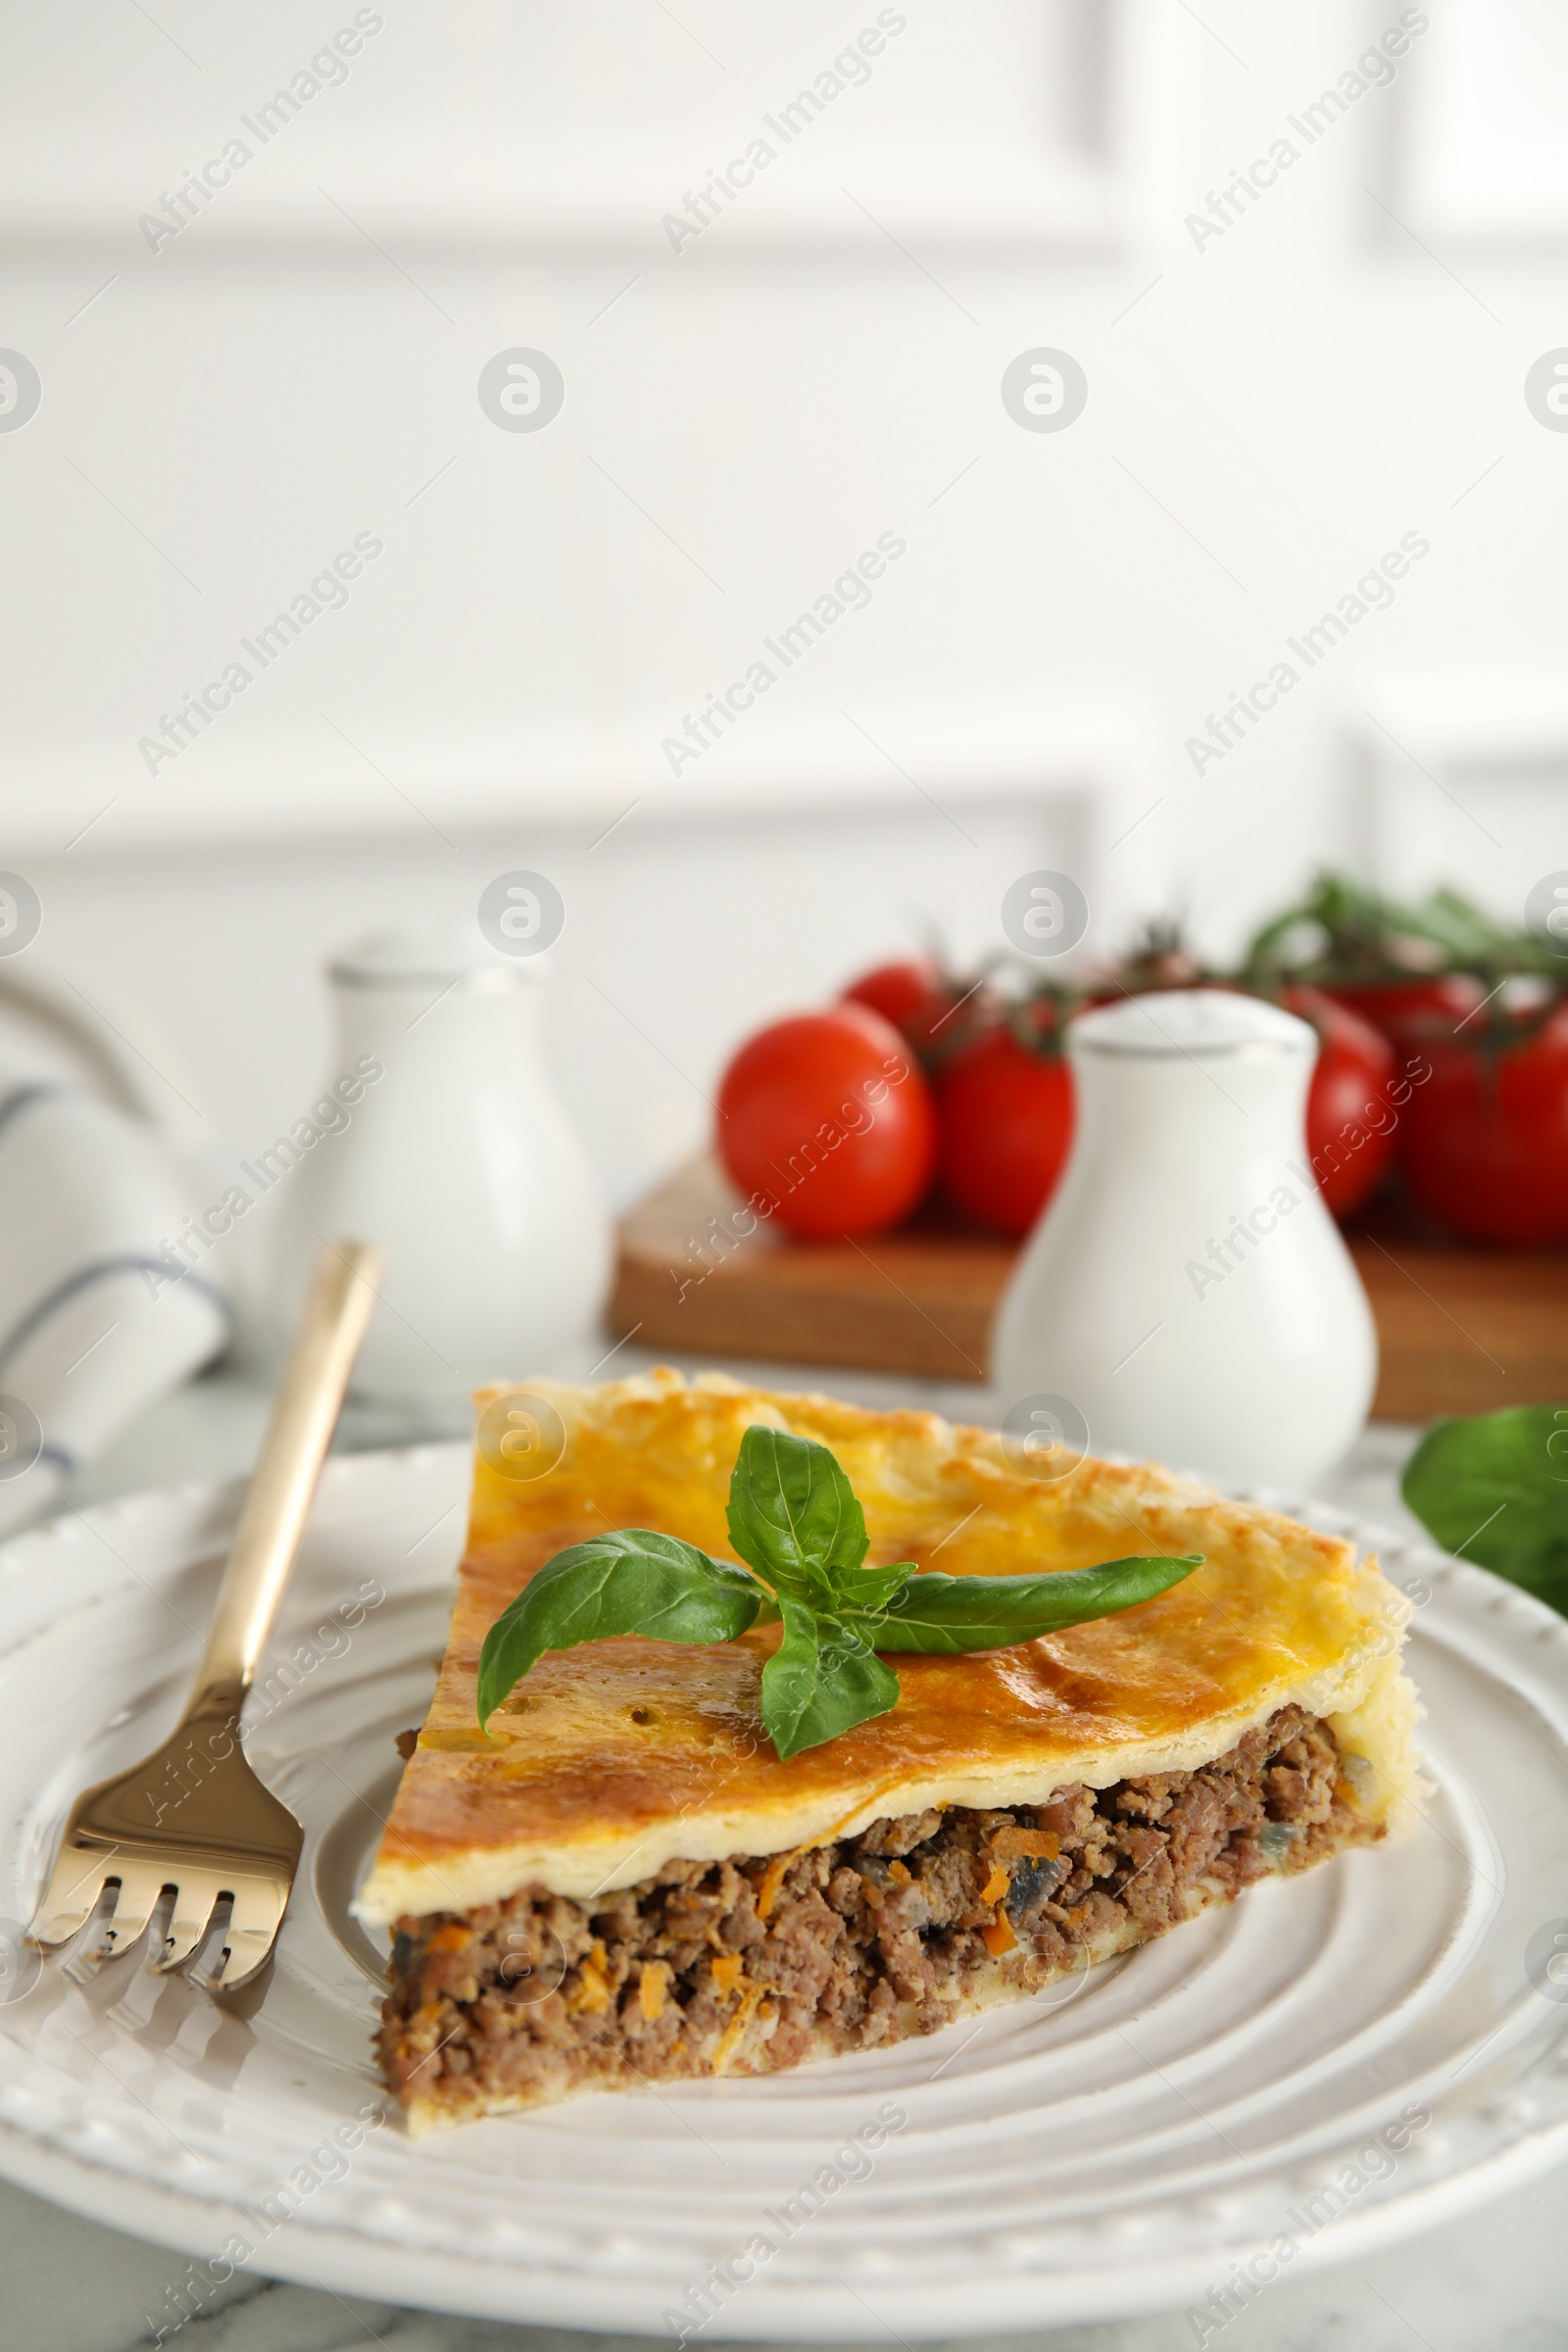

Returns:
8,1357,1567,2352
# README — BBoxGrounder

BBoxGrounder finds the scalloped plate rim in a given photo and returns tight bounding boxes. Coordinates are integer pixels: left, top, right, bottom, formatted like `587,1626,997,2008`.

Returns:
0,1446,1562,2335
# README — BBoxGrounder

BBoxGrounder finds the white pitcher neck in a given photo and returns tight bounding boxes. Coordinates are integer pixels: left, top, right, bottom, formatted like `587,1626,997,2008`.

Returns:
330,924,547,993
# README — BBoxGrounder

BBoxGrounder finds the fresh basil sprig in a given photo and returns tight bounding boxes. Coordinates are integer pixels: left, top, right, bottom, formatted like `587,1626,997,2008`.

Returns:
838,1551,1211,1652
474,1530,773,1730
476,1423,1203,1758
763,1596,903,1761
726,1424,913,1616
1402,1404,1568,1613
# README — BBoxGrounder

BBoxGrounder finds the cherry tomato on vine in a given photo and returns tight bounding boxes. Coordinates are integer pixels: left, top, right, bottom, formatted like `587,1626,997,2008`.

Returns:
935,1014,1074,1237
1323,974,1485,1061
715,1004,936,1239
1396,999,1568,1245
1280,984,1398,1220
840,958,970,1061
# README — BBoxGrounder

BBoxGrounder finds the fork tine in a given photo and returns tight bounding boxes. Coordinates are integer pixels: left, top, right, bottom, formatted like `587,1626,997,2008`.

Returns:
201,1880,286,1989
26,1247,367,2005
28,1851,114,1948
152,1881,220,1973
97,1865,171,1959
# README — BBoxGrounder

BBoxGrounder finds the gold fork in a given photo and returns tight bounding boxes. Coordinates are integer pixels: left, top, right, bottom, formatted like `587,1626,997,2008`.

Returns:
26,1239,382,1991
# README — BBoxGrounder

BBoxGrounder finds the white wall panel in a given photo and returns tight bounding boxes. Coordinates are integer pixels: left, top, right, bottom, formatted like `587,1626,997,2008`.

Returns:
1394,0,1568,242
1354,691,1568,923
0,0,1564,1212
0,1,1126,247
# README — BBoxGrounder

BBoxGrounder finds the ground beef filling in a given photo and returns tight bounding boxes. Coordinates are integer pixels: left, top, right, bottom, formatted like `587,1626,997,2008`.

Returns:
379,1705,1374,2116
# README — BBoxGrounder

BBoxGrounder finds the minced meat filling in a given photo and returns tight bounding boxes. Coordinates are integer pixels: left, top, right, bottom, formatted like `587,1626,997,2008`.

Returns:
379,1705,1372,2116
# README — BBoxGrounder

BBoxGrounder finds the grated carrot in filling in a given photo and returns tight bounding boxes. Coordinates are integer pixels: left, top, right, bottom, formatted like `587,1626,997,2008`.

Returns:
573,1967,611,2015
979,1861,1010,1906
710,1952,745,1997
571,1937,612,2015
640,1960,671,2022
711,1979,766,2071
755,1848,802,1921
754,1784,913,1920
982,1914,1017,1956
992,1826,1058,1860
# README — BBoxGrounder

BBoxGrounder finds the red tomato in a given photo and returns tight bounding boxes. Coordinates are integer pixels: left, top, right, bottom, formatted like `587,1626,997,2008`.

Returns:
1325,975,1485,1060
1280,984,1398,1220
715,1005,936,1239
935,1019,1074,1237
841,958,969,1060
1396,999,1568,1244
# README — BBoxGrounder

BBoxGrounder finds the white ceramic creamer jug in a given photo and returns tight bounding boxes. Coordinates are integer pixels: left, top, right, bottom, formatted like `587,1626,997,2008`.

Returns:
270,927,611,1414
992,990,1376,1493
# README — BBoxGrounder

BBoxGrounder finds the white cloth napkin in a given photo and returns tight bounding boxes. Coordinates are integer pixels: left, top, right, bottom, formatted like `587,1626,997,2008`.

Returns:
0,1074,230,1534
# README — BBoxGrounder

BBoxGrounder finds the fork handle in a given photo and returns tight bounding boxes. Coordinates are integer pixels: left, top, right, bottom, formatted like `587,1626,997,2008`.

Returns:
182,1239,383,1724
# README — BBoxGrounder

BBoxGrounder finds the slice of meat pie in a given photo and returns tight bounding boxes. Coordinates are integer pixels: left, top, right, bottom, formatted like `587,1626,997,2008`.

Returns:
358,1369,1421,2133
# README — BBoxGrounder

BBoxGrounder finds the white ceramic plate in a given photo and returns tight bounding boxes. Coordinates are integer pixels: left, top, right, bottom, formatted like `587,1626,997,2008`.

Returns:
0,1446,1566,2338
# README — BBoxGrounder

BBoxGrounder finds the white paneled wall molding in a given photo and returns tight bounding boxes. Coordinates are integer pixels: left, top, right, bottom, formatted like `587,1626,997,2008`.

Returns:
0,3,1132,251
0,0,1559,1212
1392,0,1568,244
1348,686,1568,924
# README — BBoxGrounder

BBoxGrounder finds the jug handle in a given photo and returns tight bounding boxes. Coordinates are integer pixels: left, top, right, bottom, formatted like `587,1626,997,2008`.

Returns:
0,960,210,1146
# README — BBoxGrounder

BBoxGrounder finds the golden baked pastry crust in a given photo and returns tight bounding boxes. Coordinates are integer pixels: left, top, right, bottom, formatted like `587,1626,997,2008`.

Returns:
357,1371,1418,1928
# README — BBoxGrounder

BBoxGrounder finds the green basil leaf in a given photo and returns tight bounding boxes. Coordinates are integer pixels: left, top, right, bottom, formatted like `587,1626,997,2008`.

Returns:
476,1531,764,1728
760,1596,901,1761
726,1424,870,1606
841,1552,1204,1653
1402,1406,1568,1612
836,1558,917,1613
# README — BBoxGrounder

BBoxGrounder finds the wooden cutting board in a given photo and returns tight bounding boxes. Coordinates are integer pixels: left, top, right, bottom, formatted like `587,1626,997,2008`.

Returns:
608,1156,1568,1423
